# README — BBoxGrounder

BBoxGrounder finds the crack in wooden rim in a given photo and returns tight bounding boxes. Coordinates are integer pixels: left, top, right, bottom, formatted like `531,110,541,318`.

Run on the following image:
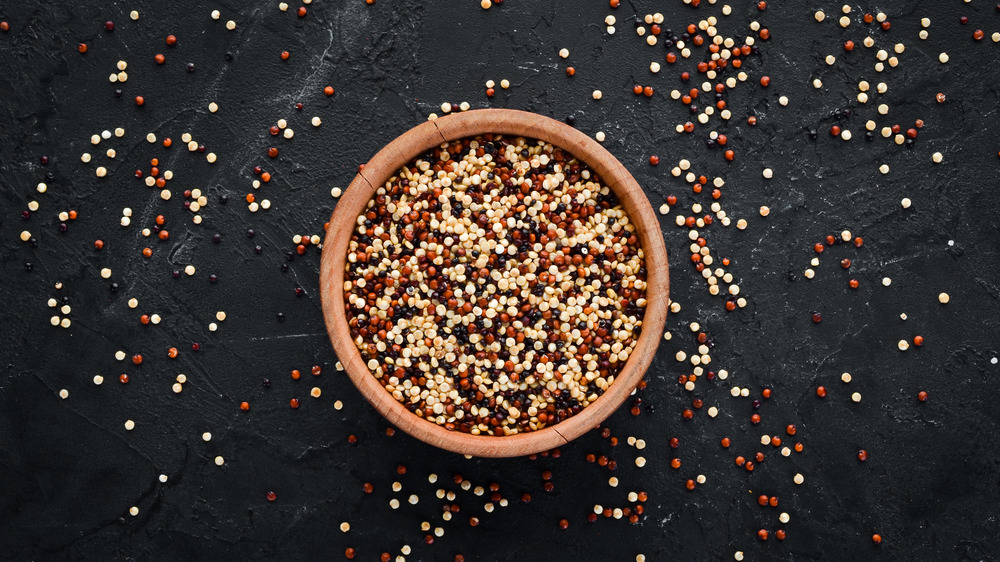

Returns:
320,109,669,457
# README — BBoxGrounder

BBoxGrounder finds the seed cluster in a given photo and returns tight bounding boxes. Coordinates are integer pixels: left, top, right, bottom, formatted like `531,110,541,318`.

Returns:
345,135,648,435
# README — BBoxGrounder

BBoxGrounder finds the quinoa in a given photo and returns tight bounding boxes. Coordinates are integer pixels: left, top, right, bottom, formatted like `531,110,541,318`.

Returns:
344,135,647,435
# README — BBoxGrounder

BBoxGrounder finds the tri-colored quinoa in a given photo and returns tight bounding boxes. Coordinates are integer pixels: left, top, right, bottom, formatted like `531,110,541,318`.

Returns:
345,135,647,435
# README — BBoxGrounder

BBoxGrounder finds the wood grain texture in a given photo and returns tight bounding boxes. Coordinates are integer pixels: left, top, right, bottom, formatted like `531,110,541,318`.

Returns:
320,109,669,457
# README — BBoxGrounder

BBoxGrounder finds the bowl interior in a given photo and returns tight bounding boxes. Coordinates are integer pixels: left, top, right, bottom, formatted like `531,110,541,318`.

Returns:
320,109,668,457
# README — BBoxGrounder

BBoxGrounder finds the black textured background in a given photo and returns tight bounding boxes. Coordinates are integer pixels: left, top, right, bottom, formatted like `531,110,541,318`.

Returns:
2,1,999,560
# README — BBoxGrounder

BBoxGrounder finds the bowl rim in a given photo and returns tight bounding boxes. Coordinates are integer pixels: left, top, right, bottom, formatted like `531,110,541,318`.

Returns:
320,108,668,457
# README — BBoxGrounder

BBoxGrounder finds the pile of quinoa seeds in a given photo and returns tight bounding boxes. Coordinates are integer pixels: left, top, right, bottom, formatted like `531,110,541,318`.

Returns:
344,135,648,435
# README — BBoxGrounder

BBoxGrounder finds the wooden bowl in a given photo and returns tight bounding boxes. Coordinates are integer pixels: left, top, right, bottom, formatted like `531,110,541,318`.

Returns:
320,109,668,457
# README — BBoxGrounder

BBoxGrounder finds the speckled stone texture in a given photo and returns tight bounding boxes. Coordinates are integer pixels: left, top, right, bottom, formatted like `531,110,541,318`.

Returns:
1,1,999,560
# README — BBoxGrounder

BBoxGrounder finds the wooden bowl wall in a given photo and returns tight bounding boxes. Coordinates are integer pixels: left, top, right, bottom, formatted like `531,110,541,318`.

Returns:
320,109,668,457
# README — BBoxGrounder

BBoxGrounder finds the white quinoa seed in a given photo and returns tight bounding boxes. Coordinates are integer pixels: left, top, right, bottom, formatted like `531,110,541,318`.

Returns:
159,474,168,483
58,388,69,399
592,90,603,100
125,419,135,431
202,432,212,442
558,48,569,59
882,277,892,286
340,522,350,532
214,456,225,466
129,506,139,516
793,473,804,485
938,292,950,304
852,392,862,402
226,20,236,30
841,372,852,383
94,375,104,385
901,198,911,209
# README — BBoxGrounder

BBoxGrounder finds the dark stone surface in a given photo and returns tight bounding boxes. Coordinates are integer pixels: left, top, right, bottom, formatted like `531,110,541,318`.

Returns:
1,0,999,560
